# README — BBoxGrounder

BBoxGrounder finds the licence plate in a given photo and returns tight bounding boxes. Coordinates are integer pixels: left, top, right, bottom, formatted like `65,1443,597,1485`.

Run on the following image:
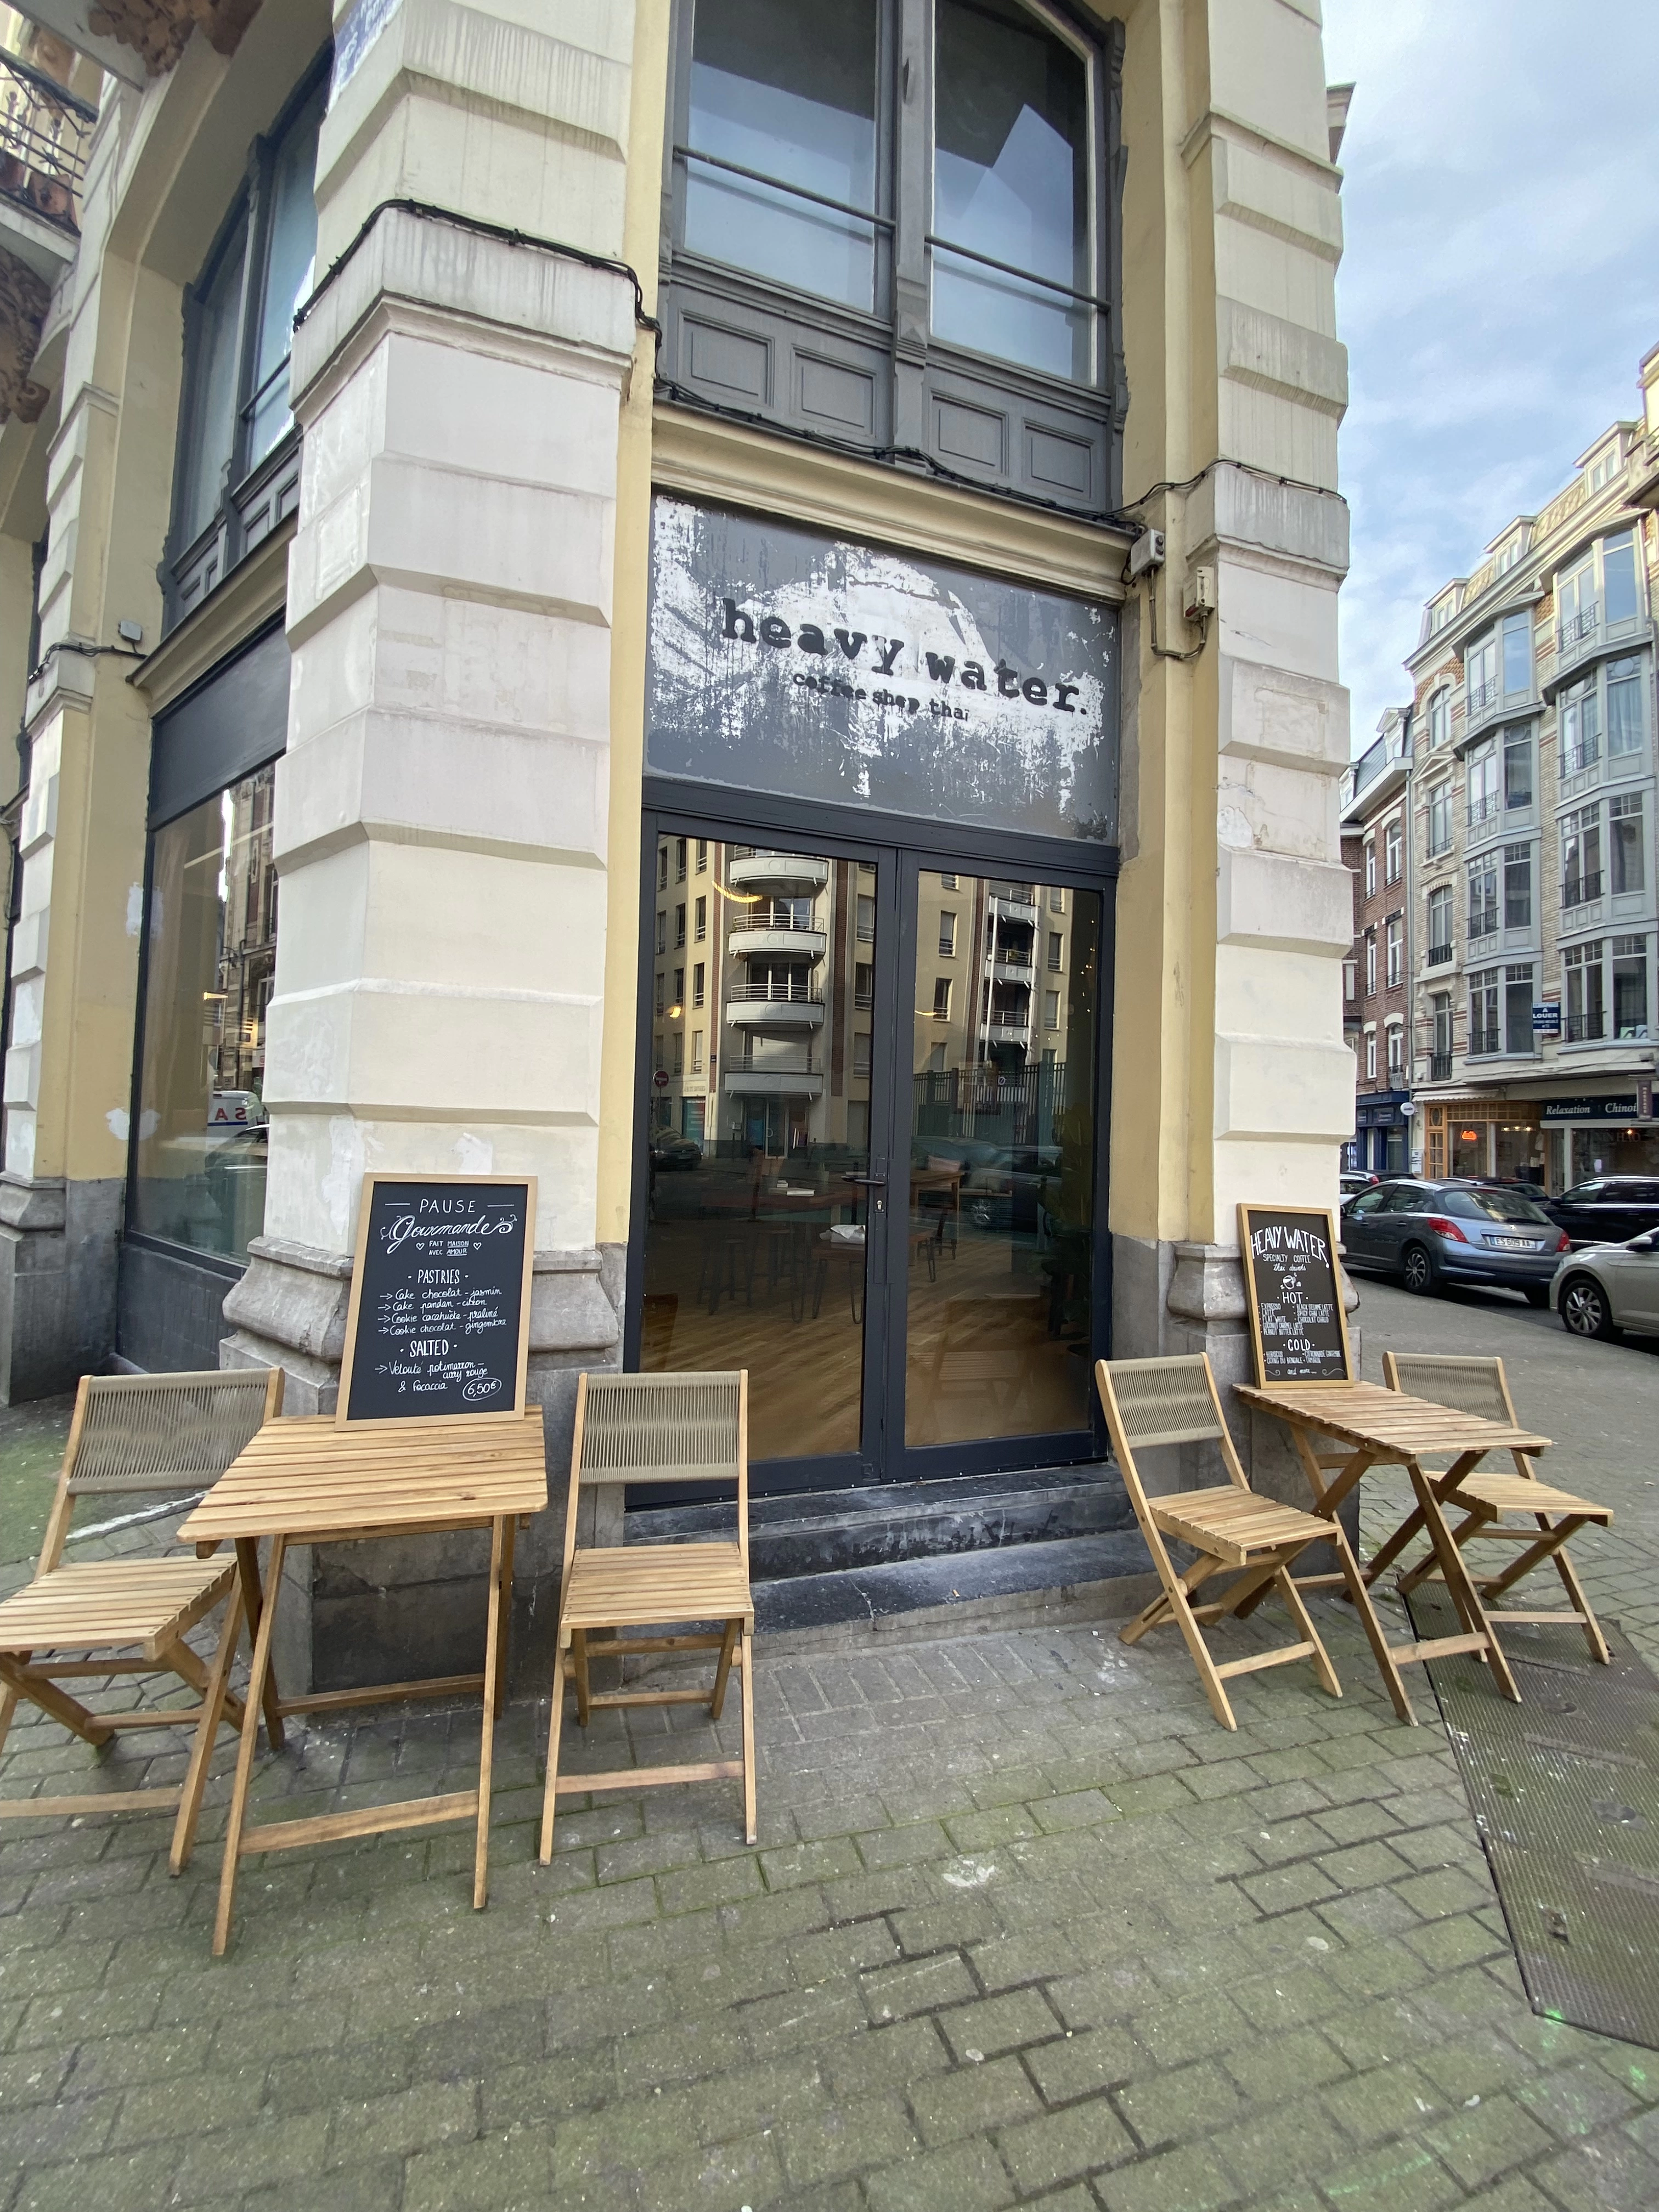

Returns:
1487,1237,1541,1251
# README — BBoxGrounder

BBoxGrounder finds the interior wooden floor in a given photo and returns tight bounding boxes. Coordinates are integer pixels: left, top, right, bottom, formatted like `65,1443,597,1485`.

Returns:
641,1215,1090,1466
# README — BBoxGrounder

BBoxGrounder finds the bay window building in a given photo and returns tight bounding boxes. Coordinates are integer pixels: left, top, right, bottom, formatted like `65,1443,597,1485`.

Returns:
0,0,1356,1684
1407,347,1659,1190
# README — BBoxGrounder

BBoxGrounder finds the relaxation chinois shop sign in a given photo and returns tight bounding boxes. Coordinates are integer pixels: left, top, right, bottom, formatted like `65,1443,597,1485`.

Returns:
646,495,1119,842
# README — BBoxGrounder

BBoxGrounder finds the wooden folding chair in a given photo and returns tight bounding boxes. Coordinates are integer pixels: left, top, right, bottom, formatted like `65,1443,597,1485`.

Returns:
539,1370,755,1858
1382,1352,1612,1663
1096,1354,1344,1730
0,1367,284,1869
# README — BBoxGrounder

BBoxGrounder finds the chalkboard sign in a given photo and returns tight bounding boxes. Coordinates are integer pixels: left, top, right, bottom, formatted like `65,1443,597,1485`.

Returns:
337,1175,537,1425
1237,1204,1352,1387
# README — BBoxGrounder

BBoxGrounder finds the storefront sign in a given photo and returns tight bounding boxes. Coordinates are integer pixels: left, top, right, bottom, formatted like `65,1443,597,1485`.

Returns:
1539,1096,1649,1124
1238,1205,1352,1385
647,496,1118,840
1531,1003,1561,1036
338,1175,536,1424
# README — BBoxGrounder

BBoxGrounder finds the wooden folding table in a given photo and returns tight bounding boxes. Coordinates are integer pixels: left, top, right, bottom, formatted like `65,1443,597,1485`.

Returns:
1237,1380,1553,1723
178,1409,546,1955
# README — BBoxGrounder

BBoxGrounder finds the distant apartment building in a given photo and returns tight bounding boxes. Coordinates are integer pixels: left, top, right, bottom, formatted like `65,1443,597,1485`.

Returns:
1400,342,1659,1190
1339,708,1413,1172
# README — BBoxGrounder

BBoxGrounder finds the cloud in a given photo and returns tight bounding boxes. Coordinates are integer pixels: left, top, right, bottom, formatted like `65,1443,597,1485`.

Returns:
1322,0,1659,752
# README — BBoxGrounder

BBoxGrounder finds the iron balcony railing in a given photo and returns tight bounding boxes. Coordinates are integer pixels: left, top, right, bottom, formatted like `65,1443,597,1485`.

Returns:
1560,743,1600,777
1562,871,1604,907
1565,1011,1605,1043
726,980,818,1003
1466,680,1498,718
733,904,820,934
0,52,95,234
1430,1052,1453,1080
730,1050,821,1074
1558,605,1598,651
1468,908,1498,940
1468,1027,1500,1056
1468,792,1500,826
1426,941,1454,967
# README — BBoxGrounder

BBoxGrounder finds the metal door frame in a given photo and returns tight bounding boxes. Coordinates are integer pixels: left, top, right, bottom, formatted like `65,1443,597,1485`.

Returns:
632,777,1119,1491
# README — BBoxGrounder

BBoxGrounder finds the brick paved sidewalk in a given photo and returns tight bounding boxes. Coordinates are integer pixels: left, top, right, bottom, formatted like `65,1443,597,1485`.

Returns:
4,1580,1658,2212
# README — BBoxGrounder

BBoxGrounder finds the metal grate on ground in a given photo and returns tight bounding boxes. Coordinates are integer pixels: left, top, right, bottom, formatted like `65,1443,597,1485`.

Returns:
1407,1585,1659,2051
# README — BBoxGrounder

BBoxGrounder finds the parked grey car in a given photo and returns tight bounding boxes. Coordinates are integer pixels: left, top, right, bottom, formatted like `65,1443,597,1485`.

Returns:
1341,1178,1569,1302
1550,1230,1659,1340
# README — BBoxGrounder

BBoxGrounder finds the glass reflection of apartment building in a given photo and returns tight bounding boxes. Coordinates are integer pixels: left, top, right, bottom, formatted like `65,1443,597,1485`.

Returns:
650,837,874,1159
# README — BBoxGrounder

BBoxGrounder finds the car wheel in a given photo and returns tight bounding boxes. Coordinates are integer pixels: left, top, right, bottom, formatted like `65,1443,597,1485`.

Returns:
1401,1243,1437,1296
1560,1275,1617,1341
1522,1286,1550,1309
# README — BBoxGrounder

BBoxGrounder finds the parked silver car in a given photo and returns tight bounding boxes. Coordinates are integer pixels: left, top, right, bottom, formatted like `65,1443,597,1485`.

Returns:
1550,1229,1659,1340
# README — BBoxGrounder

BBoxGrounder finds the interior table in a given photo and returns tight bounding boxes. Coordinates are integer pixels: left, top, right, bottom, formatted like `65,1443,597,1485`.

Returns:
177,1409,547,1955
1235,1380,1553,1723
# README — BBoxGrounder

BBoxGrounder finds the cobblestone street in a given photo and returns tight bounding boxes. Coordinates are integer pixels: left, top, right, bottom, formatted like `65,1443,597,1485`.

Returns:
3,1281,1658,2211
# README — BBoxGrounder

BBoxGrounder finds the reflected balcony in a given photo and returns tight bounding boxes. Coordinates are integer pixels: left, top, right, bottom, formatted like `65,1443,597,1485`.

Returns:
727,852,830,897
723,1052,824,1099
728,918,826,959
726,983,826,1034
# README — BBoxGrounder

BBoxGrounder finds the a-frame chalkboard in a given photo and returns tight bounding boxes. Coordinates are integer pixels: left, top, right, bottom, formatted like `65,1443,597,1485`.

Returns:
337,1175,537,1426
1237,1204,1353,1387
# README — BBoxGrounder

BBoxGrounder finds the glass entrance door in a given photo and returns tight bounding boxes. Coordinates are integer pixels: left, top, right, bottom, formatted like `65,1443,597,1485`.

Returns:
899,867,1103,1466
634,819,1108,1488
637,831,893,1482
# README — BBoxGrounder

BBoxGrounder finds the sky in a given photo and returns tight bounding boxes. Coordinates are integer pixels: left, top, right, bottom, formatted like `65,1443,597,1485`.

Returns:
1321,0,1659,759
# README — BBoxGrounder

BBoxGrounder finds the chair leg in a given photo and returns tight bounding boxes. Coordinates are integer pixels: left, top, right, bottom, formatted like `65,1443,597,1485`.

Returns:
710,1618,739,1721
0,1651,27,1762
537,1648,569,1865
0,1655,115,1747
1329,1518,1417,1727
1121,1544,1235,1729
572,1629,592,1726
1273,1558,1342,1700
1546,1538,1612,1664
170,1581,245,1876
1120,1556,1222,1646
740,1628,757,1846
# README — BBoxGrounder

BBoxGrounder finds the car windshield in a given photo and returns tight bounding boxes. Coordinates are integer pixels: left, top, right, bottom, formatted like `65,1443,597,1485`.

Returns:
1441,1189,1550,1224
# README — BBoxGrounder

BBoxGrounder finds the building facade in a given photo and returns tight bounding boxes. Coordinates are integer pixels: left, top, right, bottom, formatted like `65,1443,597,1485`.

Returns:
1404,347,1659,1193
0,0,1355,1679
1339,707,1412,1172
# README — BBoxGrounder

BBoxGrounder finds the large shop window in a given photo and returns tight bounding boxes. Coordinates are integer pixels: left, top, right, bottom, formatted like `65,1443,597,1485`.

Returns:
132,765,276,1265
662,0,1120,515
164,58,327,630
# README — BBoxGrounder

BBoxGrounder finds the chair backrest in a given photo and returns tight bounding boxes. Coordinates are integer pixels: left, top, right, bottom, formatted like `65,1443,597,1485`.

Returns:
567,1370,748,1564
1095,1353,1249,1505
1380,1351,1530,1474
39,1367,283,1573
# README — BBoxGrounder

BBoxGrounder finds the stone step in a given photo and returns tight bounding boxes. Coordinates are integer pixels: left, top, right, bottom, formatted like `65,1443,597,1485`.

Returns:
626,1462,1133,1581
751,1530,1150,1635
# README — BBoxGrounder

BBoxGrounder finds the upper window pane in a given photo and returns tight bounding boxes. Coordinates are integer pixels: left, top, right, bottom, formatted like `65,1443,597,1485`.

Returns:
1604,531,1639,625
933,0,1090,382
177,212,249,548
685,0,879,313
247,76,325,467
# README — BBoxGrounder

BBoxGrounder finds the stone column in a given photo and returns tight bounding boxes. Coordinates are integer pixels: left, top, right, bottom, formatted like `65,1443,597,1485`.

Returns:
1110,0,1353,1512
222,1,639,1686
0,127,177,1398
